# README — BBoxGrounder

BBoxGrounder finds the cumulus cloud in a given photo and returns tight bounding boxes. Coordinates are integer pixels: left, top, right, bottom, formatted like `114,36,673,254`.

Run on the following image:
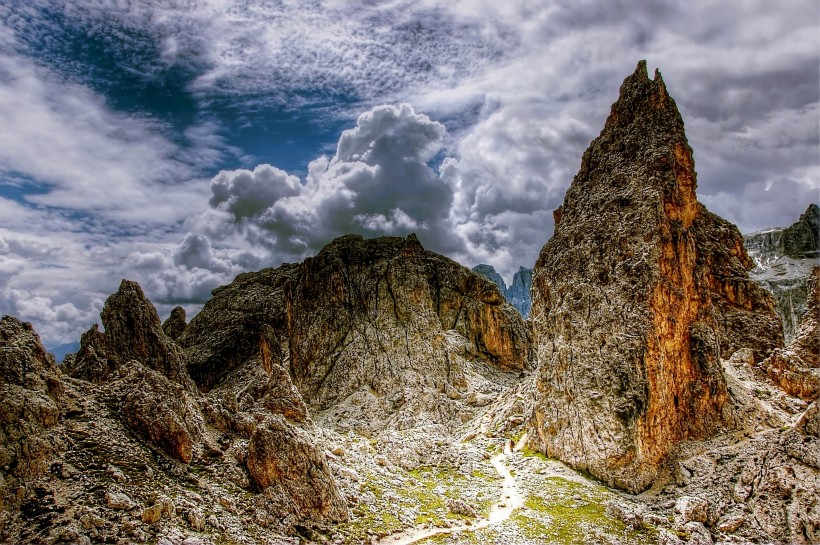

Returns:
198,104,462,261
210,165,301,220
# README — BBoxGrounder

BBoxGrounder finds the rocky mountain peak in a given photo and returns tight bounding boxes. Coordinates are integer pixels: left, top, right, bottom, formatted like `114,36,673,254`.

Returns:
66,279,192,390
472,264,533,317
507,267,533,318
528,61,782,493
182,233,531,434
471,264,507,294
746,203,820,265
162,306,187,341
744,203,820,342
790,203,820,259
0,316,58,390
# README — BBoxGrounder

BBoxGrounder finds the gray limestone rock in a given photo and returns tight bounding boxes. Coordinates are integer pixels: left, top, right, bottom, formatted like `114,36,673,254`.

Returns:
745,204,819,263
471,264,507,295
507,267,533,317
182,234,532,434
471,264,533,317
758,266,820,401
745,204,820,342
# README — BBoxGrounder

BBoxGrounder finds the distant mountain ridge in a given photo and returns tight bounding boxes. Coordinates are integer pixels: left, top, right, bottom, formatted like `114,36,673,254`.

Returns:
46,341,80,363
744,203,820,342
471,264,532,317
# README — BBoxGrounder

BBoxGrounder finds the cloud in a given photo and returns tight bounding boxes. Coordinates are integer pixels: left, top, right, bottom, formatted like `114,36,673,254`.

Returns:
198,104,462,262
210,165,301,220
0,13,229,227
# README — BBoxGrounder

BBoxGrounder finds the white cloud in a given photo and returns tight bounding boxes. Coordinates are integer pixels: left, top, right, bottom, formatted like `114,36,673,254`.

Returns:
0,51,184,220
197,104,462,263
210,165,301,220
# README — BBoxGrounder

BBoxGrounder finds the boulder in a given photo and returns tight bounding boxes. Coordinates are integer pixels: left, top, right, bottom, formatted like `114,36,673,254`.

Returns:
246,415,348,523
117,362,203,463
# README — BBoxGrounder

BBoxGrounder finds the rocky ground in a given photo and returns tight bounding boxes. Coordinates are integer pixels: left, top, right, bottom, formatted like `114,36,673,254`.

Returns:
1,274,817,545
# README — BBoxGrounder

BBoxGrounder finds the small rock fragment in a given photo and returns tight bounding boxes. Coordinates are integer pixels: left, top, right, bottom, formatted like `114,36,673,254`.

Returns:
683,521,714,545
105,490,137,511
446,498,477,518
142,503,163,524
674,495,709,527
187,509,206,531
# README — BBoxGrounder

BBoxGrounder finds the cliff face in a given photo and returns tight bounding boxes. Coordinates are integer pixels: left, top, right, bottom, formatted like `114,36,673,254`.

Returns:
527,61,782,493
471,264,507,295
758,266,820,400
0,317,62,512
507,267,533,318
744,204,820,342
182,234,532,434
745,204,820,263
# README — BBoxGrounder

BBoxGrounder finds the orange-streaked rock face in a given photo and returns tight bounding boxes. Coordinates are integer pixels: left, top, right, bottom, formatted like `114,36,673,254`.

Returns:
527,61,782,493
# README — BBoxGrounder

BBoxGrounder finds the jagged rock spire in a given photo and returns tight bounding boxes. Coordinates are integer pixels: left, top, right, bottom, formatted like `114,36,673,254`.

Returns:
527,61,782,493
67,280,190,385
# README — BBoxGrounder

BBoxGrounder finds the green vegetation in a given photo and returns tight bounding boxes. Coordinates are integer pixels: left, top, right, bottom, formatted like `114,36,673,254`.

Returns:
336,464,500,544
404,466,489,523
520,446,550,462
511,476,657,545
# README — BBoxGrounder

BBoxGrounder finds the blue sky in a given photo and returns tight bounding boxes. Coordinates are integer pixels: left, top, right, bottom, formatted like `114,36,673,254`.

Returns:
0,1,818,346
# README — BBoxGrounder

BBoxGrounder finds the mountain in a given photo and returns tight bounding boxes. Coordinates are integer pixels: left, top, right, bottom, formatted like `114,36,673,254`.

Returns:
527,60,782,493
471,264,507,294
182,234,532,435
0,235,533,544
2,62,818,545
3,281,348,544
472,264,533,317
46,341,80,363
744,203,820,342
507,267,533,318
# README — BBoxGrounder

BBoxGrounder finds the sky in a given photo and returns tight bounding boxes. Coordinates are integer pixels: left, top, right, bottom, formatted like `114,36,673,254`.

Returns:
0,1,818,347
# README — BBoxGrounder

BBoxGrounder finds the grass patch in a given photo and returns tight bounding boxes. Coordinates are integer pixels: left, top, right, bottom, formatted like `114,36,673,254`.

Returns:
336,464,500,544
520,447,550,462
514,476,657,545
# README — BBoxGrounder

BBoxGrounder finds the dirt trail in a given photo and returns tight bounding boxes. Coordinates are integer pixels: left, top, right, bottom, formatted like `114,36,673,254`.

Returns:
374,437,525,545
